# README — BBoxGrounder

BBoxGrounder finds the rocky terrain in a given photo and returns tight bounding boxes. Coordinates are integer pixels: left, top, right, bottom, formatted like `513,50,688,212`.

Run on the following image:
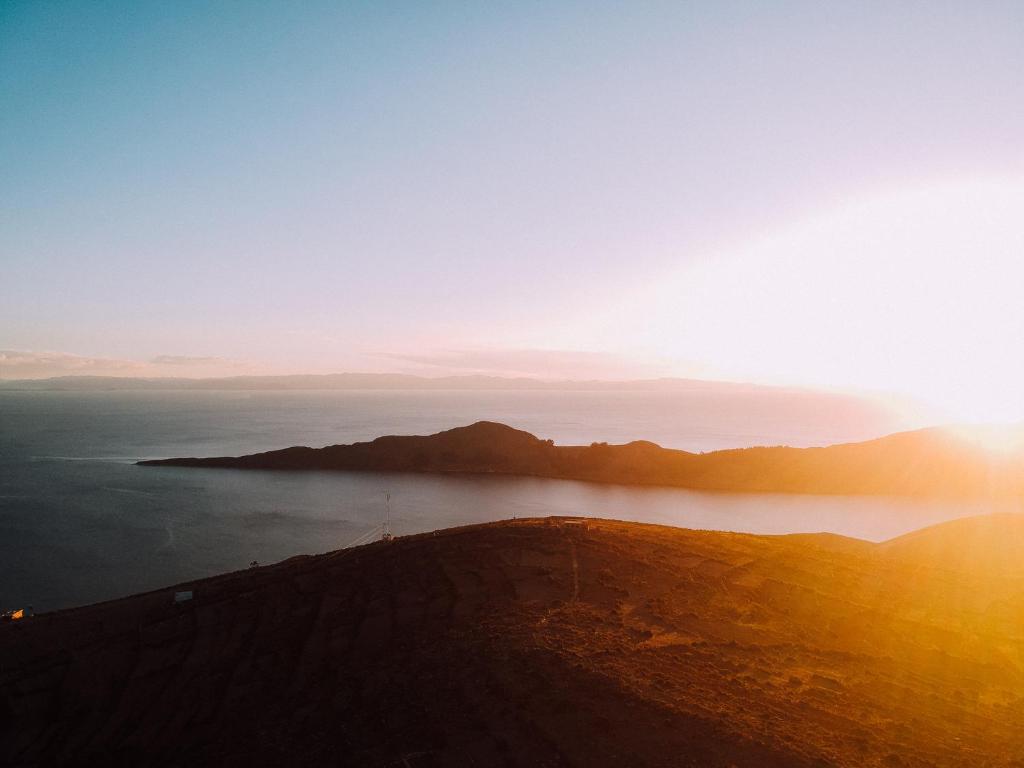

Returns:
141,420,1024,497
5,514,1024,766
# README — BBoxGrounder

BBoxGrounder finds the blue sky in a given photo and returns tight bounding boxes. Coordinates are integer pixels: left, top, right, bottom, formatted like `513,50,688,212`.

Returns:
3,1,1024,415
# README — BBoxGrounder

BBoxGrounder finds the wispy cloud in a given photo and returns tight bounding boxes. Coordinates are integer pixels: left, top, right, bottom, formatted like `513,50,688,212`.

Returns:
377,348,686,380
1,347,692,383
0,350,147,378
149,355,236,367
0,350,260,380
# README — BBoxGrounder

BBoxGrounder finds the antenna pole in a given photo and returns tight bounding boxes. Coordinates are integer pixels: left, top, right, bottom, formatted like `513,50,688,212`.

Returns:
382,492,393,542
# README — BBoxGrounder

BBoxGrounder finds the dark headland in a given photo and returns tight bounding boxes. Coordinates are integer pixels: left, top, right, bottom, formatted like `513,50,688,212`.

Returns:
140,420,1024,497
5,515,1024,766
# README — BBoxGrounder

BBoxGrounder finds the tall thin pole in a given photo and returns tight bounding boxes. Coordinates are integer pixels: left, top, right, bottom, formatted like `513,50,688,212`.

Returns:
382,491,393,542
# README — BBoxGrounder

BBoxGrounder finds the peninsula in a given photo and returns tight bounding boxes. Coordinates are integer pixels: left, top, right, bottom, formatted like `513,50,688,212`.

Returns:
139,420,1024,498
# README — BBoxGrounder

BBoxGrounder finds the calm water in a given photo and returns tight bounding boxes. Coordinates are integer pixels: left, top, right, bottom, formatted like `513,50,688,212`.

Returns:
0,390,1008,612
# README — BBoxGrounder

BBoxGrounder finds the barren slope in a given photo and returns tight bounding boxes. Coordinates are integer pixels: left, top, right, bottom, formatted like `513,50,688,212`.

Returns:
4,517,1024,766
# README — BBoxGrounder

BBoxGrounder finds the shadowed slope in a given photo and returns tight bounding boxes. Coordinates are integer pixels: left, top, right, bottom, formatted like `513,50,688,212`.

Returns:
5,516,1024,766
140,420,1024,498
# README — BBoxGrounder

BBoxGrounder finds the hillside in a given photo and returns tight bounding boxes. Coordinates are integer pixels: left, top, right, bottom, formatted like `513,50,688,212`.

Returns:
5,516,1024,766
140,420,1024,497
879,512,1024,574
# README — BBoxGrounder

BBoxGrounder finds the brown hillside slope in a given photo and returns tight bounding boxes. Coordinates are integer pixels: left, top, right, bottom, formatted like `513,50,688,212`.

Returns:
4,517,1024,767
139,421,1024,497
879,511,1024,575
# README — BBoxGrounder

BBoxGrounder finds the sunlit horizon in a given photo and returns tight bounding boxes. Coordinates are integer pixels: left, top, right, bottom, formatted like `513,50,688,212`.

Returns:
4,2,1024,422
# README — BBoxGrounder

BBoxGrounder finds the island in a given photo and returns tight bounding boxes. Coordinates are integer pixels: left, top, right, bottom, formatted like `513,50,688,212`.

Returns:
139,420,1024,497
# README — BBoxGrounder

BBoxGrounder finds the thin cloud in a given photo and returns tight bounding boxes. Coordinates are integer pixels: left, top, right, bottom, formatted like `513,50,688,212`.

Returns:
0,350,261,380
377,348,684,380
0,350,148,379
149,355,235,366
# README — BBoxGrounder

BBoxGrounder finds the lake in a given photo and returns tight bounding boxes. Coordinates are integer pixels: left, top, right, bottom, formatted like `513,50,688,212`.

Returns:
0,389,1009,611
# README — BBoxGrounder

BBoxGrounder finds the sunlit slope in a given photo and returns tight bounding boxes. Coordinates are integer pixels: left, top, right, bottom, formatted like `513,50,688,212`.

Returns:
880,512,1024,575
141,420,1024,497
5,516,1024,766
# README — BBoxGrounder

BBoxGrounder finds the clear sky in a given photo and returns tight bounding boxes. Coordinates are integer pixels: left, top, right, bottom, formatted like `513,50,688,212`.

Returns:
3,1,1024,419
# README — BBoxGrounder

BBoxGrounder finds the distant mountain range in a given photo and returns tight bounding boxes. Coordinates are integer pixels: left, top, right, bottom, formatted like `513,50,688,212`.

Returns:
0,372,820,392
140,420,1024,498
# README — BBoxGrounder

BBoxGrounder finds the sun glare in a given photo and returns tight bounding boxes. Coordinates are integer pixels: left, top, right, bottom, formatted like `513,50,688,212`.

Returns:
588,176,1024,424
945,424,1024,456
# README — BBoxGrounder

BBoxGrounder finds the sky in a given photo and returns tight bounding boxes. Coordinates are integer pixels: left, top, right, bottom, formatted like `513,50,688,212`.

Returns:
2,1,1024,420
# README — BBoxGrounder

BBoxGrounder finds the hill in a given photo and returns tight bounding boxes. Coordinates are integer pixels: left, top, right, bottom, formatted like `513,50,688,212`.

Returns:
5,516,1024,766
140,420,1024,497
879,511,1024,574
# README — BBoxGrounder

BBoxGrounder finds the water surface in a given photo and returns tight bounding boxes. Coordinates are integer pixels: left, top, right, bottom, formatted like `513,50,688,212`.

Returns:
1,390,1006,611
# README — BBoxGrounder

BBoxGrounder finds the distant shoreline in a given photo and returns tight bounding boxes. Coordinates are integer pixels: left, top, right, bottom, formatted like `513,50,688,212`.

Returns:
0,372,835,393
